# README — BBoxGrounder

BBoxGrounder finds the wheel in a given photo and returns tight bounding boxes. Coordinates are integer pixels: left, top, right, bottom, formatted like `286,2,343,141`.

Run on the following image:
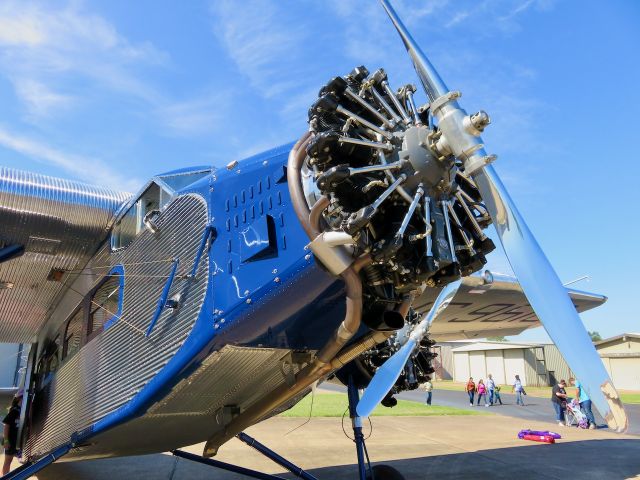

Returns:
366,464,406,480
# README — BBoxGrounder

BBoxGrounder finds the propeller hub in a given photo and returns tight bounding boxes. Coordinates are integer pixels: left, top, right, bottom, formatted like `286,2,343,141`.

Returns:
399,125,455,194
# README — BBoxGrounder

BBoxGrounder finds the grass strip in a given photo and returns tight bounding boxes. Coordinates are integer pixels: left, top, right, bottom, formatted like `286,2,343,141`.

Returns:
280,393,489,417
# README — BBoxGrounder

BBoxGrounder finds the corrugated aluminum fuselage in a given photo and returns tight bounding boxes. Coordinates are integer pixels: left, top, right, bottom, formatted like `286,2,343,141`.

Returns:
24,144,346,461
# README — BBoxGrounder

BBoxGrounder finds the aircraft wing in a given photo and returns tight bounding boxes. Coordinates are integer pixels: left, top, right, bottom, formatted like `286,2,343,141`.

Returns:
412,273,607,341
0,167,130,342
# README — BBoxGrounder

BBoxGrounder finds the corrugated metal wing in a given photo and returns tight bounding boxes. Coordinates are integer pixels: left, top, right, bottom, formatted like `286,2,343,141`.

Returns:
0,168,130,342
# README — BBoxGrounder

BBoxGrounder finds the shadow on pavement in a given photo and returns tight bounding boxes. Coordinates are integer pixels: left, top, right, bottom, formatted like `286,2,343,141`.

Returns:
37,438,640,480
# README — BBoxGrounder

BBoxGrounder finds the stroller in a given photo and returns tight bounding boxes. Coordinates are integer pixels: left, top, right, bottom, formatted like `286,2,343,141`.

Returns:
565,399,588,428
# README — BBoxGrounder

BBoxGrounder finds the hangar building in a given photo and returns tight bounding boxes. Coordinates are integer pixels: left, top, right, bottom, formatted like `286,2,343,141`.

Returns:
436,341,571,387
596,333,640,390
433,334,640,390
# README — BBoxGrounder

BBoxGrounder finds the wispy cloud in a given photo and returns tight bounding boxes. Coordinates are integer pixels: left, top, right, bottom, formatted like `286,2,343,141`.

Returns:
156,92,230,137
0,2,167,110
13,80,75,118
0,1,234,187
0,125,140,191
446,10,472,28
0,1,227,138
210,0,310,99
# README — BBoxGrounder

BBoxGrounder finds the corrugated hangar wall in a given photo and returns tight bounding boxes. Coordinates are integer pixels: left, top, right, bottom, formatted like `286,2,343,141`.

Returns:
447,343,574,387
432,344,455,380
543,345,574,385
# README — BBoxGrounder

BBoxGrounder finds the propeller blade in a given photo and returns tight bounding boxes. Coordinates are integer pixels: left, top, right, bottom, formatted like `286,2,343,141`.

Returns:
379,0,628,431
356,339,415,418
379,0,447,101
473,167,628,431
357,281,460,418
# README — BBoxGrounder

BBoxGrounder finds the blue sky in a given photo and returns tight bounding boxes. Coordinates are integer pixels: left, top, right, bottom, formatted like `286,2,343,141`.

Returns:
0,1,638,341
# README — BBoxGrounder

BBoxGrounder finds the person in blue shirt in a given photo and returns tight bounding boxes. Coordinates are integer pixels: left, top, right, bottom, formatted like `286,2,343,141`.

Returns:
570,377,596,429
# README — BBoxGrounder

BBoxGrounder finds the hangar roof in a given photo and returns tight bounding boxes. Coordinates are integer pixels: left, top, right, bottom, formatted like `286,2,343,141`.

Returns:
451,341,551,352
595,333,640,347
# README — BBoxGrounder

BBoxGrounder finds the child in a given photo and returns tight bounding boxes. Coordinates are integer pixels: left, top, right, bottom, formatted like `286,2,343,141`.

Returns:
476,379,488,407
493,385,503,405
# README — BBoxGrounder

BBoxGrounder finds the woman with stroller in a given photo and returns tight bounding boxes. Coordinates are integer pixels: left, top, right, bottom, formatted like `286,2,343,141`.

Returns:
465,377,476,406
476,379,488,407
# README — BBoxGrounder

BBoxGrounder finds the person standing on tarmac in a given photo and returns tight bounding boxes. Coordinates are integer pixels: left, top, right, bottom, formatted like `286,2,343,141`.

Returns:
2,392,22,475
423,377,433,405
570,377,597,429
466,377,476,406
551,379,568,427
487,374,496,406
512,375,526,406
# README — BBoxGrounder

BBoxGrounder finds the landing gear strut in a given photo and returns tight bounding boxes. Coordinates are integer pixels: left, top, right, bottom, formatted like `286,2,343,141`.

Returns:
347,375,405,480
173,432,318,480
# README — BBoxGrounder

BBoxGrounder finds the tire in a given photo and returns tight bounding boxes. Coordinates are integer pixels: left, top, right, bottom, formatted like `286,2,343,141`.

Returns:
366,464,406,480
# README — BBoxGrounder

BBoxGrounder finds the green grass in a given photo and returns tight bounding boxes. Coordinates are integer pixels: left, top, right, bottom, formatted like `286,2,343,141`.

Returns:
279,393,488,417
621,393,640,404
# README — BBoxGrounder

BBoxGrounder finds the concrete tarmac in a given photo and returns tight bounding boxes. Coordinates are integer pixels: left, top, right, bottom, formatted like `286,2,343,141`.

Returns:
21,413,639,480
322,383,640,436
399,387,640,436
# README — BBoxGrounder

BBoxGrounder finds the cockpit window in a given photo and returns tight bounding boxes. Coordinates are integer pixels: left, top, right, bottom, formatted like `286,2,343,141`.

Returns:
111,183,173,251
158,171,210,192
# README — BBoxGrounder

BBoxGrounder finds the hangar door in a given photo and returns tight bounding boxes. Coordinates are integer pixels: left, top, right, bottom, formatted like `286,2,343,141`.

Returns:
503,349,526,386
485,350,505,384
453,352,470,382
469,351,486,381
610,358,639,390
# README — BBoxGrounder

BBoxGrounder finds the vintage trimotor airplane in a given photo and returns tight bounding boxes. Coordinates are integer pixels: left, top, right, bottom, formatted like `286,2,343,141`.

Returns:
0,1,628,479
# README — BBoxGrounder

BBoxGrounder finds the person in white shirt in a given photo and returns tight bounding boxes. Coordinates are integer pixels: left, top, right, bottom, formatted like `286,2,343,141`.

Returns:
487,374,496,406
423,377,433,405
512,375,526,406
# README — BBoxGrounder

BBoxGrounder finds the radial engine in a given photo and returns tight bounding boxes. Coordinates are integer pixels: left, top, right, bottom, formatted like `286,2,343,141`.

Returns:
301,66,497,391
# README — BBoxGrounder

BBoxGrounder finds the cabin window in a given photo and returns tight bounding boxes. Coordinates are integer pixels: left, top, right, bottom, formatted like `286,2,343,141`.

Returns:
111,183,173,251
88,268,124,339
63,307,83,360
46,336,61,373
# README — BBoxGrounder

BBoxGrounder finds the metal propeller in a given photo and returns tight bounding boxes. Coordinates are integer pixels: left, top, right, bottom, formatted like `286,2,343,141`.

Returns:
357,281,460,417
359,0,628,431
